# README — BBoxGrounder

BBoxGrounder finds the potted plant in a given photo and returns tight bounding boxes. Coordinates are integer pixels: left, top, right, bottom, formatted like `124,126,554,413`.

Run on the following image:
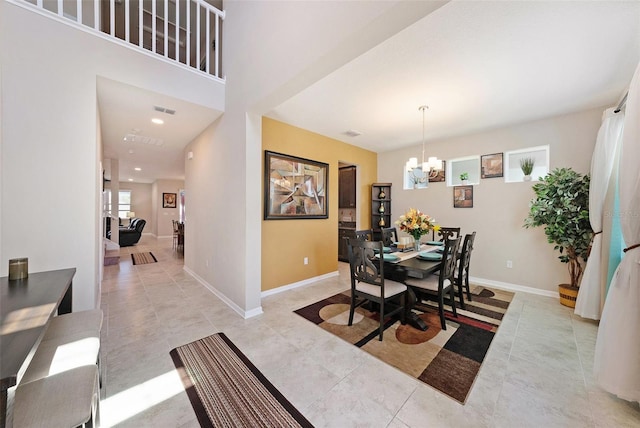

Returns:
524,167,592,307
459,172,469,185
520,157,535,181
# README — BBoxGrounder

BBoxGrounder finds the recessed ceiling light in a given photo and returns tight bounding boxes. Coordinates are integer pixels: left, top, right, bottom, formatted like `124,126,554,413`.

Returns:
134,167,142,171
151,118,164,125
128,178,133,181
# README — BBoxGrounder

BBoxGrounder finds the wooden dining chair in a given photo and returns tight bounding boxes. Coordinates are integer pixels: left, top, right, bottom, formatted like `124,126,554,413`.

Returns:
346,238,407,340
455,232,476,308
433,226,461,242
405,236,461,330
381,227,398,247
172,220,180,249
354,229,373,241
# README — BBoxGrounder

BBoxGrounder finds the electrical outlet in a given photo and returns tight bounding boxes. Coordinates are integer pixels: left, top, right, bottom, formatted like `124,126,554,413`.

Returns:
304,257,309,265
506,260,513,268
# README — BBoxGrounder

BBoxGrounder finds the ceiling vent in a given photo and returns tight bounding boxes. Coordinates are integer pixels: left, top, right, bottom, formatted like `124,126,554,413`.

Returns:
124,133,165,147
345,129,362,137
153,105,176,115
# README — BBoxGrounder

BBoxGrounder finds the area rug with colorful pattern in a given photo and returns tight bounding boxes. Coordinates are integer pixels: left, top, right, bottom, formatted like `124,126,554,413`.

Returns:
294,285,514,403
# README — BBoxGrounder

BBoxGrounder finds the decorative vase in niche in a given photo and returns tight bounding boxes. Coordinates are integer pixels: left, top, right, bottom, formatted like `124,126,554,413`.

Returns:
378,204,385,213
378,189,386,199
378,218,385,227
461,180,469,185
523,175,532,182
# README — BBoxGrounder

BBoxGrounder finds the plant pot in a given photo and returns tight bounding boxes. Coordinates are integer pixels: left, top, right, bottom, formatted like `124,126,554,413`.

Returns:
558,284,579,308
461,180,468,185
523,175,532,182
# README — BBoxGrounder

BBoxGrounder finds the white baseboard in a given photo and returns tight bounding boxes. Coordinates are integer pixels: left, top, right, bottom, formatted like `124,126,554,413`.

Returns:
261,271,340,298
470,276,557,298
183,266,264,319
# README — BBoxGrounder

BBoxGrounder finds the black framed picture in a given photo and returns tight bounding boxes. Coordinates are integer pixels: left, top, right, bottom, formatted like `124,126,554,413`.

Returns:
453,185,473,208
428,160,446,183
163,193,177,208
481,153,503,178
264,151,328,220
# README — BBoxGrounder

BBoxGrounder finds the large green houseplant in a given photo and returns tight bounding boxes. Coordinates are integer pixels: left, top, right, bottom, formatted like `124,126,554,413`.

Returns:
524,168,592,306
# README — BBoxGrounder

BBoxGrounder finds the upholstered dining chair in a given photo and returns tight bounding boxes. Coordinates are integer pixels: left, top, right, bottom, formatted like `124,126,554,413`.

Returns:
346,238,407,341
455,232,476,309
354,229,373,241
405,236,461,330
433,226,461,242
381,227,398,247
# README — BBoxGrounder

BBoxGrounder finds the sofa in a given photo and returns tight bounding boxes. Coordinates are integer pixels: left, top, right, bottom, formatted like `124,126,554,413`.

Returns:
108,218,146,247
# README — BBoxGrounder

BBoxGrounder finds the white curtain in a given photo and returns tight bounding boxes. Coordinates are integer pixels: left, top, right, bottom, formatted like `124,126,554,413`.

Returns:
594,61,640,403
575,109,624,320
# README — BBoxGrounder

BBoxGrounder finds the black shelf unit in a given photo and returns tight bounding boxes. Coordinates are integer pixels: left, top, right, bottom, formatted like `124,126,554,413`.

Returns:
371,183,391,241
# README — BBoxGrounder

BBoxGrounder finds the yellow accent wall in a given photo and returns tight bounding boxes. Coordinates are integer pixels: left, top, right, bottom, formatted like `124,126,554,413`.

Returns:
262,117,377,292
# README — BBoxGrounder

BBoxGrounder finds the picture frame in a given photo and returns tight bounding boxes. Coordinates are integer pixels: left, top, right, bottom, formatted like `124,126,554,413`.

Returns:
163,193,177,208
264,151,328,220
481,152,503,178
428,160,446,183
453,185,473,208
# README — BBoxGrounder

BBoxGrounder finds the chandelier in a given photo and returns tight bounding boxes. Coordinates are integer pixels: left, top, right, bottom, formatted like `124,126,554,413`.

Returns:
406,106,442,181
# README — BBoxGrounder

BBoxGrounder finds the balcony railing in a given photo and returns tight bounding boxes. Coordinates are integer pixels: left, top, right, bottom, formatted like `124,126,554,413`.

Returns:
14,0,225,81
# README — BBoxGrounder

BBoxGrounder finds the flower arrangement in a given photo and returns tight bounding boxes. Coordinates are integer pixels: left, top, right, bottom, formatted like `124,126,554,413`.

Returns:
395,208,440,242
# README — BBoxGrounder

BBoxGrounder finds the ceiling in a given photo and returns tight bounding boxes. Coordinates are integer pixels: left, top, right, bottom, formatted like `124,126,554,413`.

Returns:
98,77,222,184
267,1,640,153
100,1,640,184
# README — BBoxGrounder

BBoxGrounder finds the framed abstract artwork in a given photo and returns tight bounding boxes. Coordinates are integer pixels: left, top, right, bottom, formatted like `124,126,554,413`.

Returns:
453,185,473,208
264,151,328,220
428,160,446,182
481,153,503,179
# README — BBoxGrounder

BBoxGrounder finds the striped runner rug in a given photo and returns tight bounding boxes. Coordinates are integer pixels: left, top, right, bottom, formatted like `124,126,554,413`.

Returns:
170,333,313,428
131,252,157,265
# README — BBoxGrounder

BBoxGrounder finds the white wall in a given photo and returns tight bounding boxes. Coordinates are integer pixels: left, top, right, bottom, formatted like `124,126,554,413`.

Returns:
183,0,446,315
155,179,184,238
378,107,603,294
0,1,223,310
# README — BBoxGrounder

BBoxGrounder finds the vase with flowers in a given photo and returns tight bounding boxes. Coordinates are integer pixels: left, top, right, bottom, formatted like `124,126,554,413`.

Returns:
395,208,440,251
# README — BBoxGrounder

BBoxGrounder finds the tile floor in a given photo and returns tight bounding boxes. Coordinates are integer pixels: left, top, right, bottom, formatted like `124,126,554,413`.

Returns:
100,236,640,427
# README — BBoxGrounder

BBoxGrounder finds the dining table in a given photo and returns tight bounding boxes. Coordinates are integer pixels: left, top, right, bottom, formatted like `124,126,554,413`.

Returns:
0,268,75,428
379,243,444,331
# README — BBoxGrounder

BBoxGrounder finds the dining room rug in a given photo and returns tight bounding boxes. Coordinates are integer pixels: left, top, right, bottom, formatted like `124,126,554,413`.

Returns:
131,252,157,265
170,332,314,428
294,285,514,404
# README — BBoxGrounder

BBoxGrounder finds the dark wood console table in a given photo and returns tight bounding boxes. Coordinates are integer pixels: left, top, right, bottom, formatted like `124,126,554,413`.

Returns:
0,268,75,427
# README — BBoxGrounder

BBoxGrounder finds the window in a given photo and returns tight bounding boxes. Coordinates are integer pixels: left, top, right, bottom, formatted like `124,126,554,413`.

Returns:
104,190,132,219
446,156,480,186
504,145,549,182
118,190,132,219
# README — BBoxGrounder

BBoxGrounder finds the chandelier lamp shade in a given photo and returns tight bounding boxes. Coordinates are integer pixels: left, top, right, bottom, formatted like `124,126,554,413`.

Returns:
406,105,442,174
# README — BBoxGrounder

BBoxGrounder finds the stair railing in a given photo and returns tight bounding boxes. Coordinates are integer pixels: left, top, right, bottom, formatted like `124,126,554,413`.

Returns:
14,0,225,81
